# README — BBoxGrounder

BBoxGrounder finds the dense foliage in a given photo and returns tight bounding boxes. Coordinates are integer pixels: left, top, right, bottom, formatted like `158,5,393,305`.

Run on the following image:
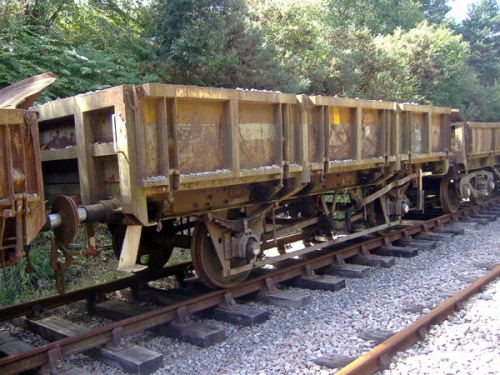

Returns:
1,0,498,120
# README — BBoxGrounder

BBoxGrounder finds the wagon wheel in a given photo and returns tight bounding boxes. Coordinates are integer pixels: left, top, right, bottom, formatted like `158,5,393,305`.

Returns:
108,224,173,274
191,221,251,289
440,174,461,213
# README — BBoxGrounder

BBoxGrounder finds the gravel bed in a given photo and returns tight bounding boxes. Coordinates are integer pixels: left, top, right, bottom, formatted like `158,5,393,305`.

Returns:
144,218,498,375
2,218,499,374
381,278,499,375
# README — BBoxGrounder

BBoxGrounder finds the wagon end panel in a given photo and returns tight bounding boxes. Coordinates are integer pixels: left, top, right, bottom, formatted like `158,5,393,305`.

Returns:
0,109,45,265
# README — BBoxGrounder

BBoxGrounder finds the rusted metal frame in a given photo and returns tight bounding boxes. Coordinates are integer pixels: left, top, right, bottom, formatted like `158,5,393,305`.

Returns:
227,99,240,177
424,111,432,154
261,216,320,243
271,207,277,246
207,204,274,232
323,105,330,172
275,103,284,181
336,264,500,375
3,124,24,261
79,98,100,205
314,105,326,175
361,173,416,206
227,222,396,275
493,125,497,157
169,97,181,190
298,97,311,183
441,113,451,153
380,110,388,161
490,125,496,156
394,104,401,170
352,106,362,161
14,199,24,263
18,114,30,249
255,202,484,280
459,170,495,199
0,72,57,110
416,168,424,211
27,111,45,227
19,116,29,188
131,86,146,183
4,124,14,198
158,97,170,182
261,232,305,251
405,111,412,159
465,123,473,165
282,103,291,178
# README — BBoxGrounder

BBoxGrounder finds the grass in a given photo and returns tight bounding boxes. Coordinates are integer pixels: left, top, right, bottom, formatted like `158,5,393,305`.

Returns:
0,225,193,307
0,225,125,307
0,231,54,306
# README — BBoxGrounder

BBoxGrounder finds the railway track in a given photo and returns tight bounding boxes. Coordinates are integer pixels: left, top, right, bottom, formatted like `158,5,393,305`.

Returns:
336,265,500,375
0,199,499,374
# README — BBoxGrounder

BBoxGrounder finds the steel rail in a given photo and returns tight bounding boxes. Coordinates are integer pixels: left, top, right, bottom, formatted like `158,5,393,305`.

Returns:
335,264,500,375
0,198,498,374
0,261,192,321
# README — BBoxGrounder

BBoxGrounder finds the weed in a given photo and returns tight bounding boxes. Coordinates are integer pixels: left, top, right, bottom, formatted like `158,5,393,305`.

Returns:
0,224,125,307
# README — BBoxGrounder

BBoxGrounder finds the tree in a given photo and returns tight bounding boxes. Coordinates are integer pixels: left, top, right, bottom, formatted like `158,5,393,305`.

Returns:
150,0,246,86
326,28,416,100
379,22,477,108
149,0,299,90
0,0,157,101
420,0,451,24
326,0,425,35
248,0,330,93
455,0,499,119
457,0,499,85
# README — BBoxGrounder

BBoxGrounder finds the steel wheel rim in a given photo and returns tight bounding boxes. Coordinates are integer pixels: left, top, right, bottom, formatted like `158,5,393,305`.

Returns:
440,175,461,213
191,222,250,289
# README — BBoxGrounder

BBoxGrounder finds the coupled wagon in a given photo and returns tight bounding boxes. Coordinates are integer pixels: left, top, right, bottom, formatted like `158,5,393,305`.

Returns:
0,73,55,268
34,83,463,288
445,114,500,212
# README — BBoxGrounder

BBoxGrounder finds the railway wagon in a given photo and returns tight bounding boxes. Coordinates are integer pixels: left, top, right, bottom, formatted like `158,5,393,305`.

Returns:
0,73,56,267
444,117,500,212
34,82,455,288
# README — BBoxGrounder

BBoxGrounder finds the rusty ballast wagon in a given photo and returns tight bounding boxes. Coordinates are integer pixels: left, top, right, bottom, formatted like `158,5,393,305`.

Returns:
36,84,452,288
0,74,56,268
446,118,500,211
